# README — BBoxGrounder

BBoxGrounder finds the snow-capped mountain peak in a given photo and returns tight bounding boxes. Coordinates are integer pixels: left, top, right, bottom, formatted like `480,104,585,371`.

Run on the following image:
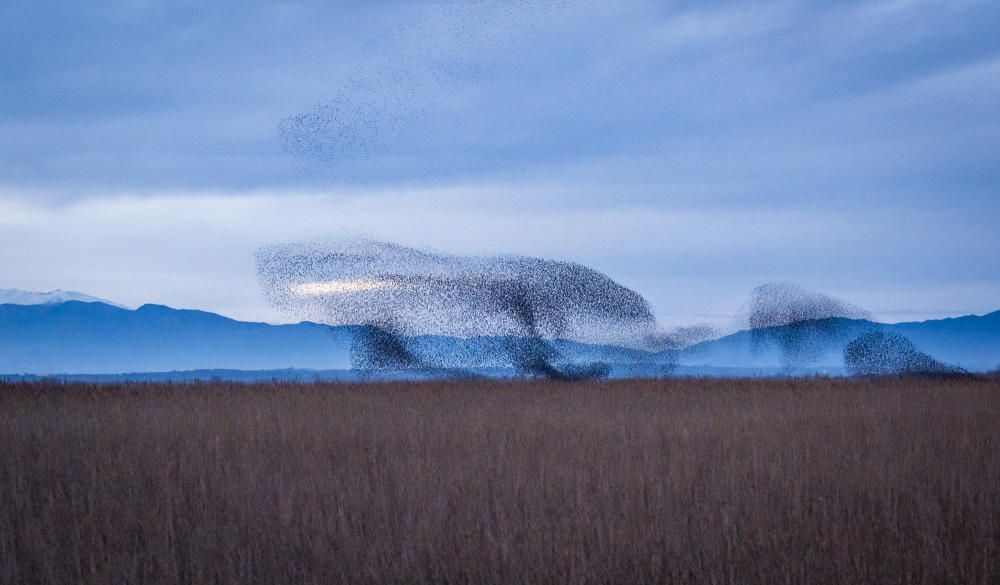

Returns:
0,288,124,308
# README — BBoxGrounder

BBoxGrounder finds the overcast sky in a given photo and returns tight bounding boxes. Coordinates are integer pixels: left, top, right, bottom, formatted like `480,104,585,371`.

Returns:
2,0,998,327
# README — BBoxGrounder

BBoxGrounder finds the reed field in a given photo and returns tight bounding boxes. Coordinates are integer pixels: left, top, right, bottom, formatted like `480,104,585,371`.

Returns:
2,376,998,584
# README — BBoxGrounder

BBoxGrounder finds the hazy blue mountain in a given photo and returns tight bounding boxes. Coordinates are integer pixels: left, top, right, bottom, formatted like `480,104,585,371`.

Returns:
680,312,1000,373
679,318,876,370
0,301,669,376
889,312,1000,372
0,301,353,374
2,300,997,376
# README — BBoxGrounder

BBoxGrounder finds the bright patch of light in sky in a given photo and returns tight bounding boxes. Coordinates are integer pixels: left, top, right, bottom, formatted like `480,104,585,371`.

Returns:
291,279,397,296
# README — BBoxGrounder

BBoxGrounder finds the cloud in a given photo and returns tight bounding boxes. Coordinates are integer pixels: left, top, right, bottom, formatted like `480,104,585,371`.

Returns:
2,0,998,202
1,187,997,326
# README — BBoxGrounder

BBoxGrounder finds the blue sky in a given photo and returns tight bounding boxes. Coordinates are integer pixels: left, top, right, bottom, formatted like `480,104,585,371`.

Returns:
1,0,998,326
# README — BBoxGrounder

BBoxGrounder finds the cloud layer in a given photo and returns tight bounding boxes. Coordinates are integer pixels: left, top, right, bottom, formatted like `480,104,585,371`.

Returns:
2,0,998,199
1,0,998,323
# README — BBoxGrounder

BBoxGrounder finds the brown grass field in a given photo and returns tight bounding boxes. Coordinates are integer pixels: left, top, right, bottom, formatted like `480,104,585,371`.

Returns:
2,376,999,584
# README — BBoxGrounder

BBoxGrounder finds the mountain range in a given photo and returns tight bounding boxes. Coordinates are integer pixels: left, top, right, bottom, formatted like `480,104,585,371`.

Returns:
679,313,1000,373
0,301,353,374
1,290,997,377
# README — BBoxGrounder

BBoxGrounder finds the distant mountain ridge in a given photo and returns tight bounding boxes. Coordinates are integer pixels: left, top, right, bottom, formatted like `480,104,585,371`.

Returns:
0,301,669,376
0,288,123,307
0,301,354,374
1,299,997,376
680,312,1000,372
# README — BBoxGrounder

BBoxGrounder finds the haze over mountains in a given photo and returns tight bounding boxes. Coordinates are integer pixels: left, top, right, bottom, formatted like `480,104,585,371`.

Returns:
1,290,997,377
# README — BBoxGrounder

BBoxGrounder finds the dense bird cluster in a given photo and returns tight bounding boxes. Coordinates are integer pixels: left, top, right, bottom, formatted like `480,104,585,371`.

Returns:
742,282,872,368
256,243,962,378
256,238,657,379
741,283,964,376
645,324,720,351
843,331,961,376
745,282,871,330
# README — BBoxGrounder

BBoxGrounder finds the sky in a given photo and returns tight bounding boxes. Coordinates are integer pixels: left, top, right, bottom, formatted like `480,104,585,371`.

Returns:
1,0,998,327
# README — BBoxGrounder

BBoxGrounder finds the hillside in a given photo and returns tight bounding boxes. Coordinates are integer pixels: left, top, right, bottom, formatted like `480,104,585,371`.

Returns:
0,302,353,374
681,312,1000,372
